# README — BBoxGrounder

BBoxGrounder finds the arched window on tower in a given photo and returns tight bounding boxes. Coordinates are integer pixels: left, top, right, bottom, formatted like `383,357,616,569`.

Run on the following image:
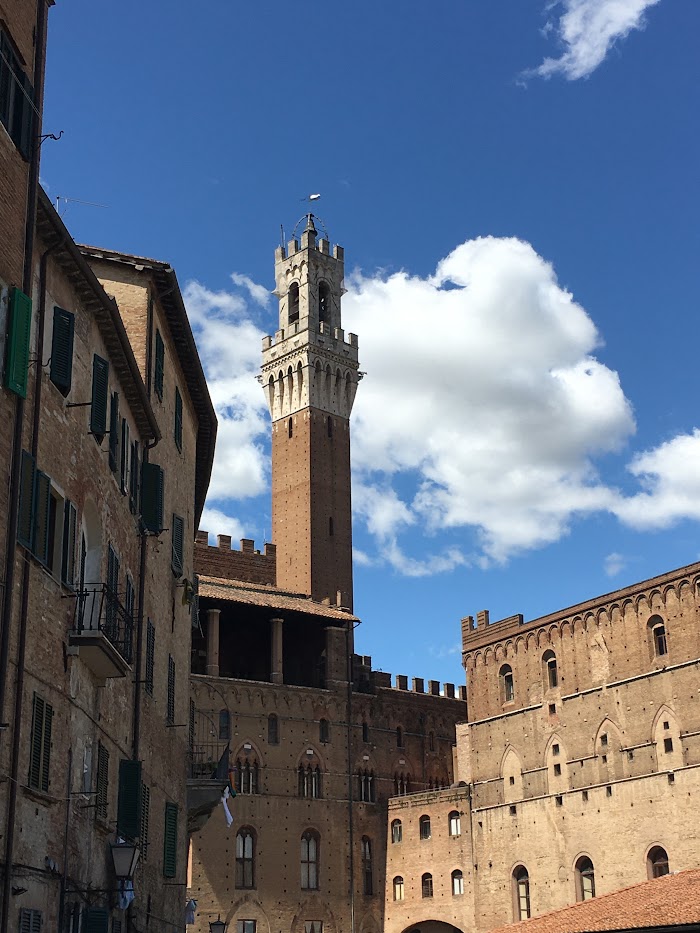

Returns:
298,763,323,799
647,846,670,879
235,756,259,795
327,416,333,438
452,869,464,896
235,828,255,888
301,830,320,889
419,815,431,840
268,714,279,745
500,664,515,704
358,768,375,802
421,873,433,898
288,282,300,325
361,837,373,895
449,810,461,837
575,856,596,901
512,866,531,920
319,281,330,324
396,726,404,748
391,819,402,844
648,615,668,659
543,650,558,689
393,876,404,901
219,710,230,740
394,772,410,796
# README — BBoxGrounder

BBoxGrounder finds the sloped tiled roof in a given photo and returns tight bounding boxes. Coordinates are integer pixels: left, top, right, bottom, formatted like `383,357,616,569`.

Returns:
493,870,700,933
198,576,359,622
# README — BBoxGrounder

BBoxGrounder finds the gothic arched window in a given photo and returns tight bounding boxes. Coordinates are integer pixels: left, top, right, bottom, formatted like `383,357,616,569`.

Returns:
419,815,431,840
301,830,320,890
452,869,464,896
649,616,668,658
513,866,530,920
500,664,514,703
361,837,373,895
393,876,404,901
288,283,300,325
391,819,402,844
449,810,461,837
268,714,279,745
543,650,558,689
319,281,330,323
394,772,410,796
421,873,433,898
298,763,322,799
235,756,259,795
575,856,596,901
357,768,375,802
235,828,255,888
647,846,670,879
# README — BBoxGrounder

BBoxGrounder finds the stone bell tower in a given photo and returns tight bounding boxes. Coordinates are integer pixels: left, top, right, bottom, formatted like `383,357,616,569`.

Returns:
260,215,360,610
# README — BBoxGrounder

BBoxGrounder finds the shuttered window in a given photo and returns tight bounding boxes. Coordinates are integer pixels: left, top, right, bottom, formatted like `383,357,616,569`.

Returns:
0,31,35,159
61,500,77,587
119,419,130,493
17,450,35,549
29,693,53,792
32,471,51,566
174,387,183,451
140,783,151,861
171,514,184,576
90,355,109,441
145,620,155,696
129,440,140,513
50,307,74,395
163,802,178,878
117,759,142,840
167,655,175,724
5,287,32,397
18,908,42,933
96,742,109,820
107,544,120,597
154,330,164,400
83,908,109,933
108,393,119,473
141,463,164,533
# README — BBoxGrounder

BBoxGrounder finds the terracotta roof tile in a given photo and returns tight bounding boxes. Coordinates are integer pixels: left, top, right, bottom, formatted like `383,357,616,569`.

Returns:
198,576,358,622
493,870,700,933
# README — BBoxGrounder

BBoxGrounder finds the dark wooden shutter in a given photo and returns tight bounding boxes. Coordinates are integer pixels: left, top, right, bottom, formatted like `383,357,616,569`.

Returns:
108,393,119,473
145,620,155,695
83,908,109,933
90,355,109,440
50,307,74,395
17,450,35,548
174,387,183,450
29,693,52,792
18,908,42,933
119,419,129,493
129,440,140,513
154,330,164,399
140,783,150,860
32,471,51,565
141,463,164,533
5,287,32,397
117,759,142,840
96,741,109,819
61,500,77,586
107,544,119,596
162,802,178,878
171,514,184,576
167,655,175,724
15,71,34,161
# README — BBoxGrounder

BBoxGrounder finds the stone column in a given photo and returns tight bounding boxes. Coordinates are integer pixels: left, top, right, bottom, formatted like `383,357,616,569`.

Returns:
270,617,284,684
206,608,221,677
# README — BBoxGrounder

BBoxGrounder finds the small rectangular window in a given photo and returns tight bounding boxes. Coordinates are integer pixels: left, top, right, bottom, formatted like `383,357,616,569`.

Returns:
606,785,612,797
304,924,322,933
509,776,515,785
167,655,175,724
163,802,178,878
237,923,257,933
90,354,109,441
549,703,556,715
582,790,589,802
0,31,35,159
174,386,183,451
154,329,164,400
509,805,517,815
555,795,563,807
664,737,673,753
552,744,560,755
600,734,608,746
50,306,75,395
29,693,53,792
554,763,561,776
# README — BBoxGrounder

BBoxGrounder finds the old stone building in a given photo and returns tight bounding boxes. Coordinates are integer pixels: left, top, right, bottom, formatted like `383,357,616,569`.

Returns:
384,561,700,933
187,219,468,933
0,12,217,922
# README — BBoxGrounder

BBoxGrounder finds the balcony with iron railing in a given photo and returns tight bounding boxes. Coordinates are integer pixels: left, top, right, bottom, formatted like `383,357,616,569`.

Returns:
68,584,134,680
187,708,230,832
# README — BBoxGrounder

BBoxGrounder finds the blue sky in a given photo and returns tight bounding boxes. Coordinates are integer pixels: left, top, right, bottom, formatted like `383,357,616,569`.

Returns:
41,1,700,686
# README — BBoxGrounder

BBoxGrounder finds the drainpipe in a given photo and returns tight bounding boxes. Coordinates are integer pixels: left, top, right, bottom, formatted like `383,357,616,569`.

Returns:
345,619,356,933
0,6,51,927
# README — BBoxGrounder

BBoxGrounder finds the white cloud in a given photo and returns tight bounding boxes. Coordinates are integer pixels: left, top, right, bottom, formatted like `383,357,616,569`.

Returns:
604,551,626,577
614,430,700,529
529,0,661,80
199,507,246,542
230,273,271,308
344,236,634,562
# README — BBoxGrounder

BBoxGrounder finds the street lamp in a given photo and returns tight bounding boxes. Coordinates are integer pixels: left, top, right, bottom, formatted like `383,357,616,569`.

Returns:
110,840,140,880
209,916,227,933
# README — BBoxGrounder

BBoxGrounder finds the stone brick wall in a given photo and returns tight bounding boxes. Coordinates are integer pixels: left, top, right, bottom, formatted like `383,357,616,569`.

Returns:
195,532,276,585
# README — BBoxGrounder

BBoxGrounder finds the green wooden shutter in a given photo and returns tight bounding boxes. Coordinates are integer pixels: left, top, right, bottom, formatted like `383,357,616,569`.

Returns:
50,307,75,395
90,355,109,439
140,783,150,860
96,742,109,819
5,287,32,397
32,471,51,566
108,393,119,473
129,440,140,513
141,463,164,533
154,330,164,399
145,620,155,695
61,500,77,586
83,908,109,933
174,387,183,450
117,759,142,839
167,655,175,724
17,450,35,548
119,419,129,493
162,802,178,878
171,514,184,576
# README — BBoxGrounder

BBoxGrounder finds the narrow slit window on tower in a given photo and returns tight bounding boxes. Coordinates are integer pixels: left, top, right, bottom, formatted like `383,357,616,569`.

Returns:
288,283,300,325
328,517,334,536
327,416,333,438
288,418,293,438
319,281,330,323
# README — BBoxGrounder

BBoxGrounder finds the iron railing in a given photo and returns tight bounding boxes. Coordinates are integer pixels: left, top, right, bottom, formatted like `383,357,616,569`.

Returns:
188,709,229,780
73,584,134,664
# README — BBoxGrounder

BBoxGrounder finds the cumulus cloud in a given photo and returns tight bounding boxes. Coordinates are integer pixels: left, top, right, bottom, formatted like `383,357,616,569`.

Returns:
614,430,700,529
529,0,661,80
230,273,271,308
604,552,626,577
343,236,634,562
199,507,246,542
